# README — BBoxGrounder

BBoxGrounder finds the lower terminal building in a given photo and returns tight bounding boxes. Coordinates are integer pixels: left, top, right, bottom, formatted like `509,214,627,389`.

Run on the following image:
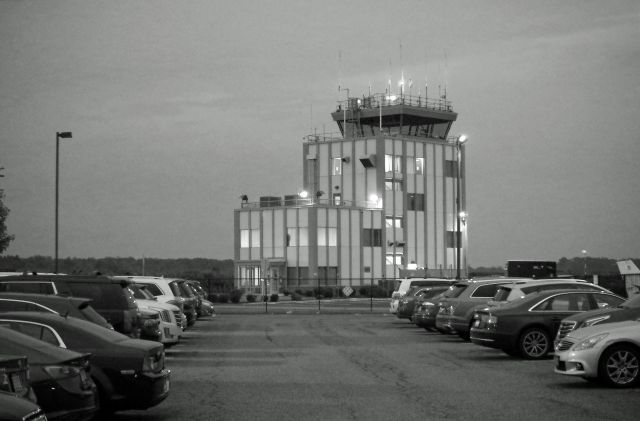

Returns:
234,92,468,296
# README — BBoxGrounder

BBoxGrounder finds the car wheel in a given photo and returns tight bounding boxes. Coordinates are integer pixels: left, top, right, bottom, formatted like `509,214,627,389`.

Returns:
598,345,640,388
518,328,551,359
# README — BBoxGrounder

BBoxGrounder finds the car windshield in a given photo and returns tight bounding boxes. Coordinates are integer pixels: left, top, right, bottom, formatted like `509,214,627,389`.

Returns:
442,284,467,298
421,288,448,299
622,294,640,308
179,283,195,297
169,281,183,297
129,285,155,300
79,304,111,326
492,287,511,302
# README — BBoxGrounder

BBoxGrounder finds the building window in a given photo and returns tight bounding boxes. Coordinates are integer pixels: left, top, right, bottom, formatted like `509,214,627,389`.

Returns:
445,160,459,178
362,228,382,247
415,158,424,175
385,154,402,173
385,179,403,191
299,228,308,246
386,254,403,265
385,216,403,228
240,229,250,248
446,230,462,248
287,228,297,246
333,193,341,205
287,227,309,247
332,157,342,175
251,228,260,247
407,193,424,211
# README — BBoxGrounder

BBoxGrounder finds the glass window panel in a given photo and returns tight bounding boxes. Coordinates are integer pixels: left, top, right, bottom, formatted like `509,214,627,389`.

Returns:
251,228,260,247
299,228,308,246
240,229,250,248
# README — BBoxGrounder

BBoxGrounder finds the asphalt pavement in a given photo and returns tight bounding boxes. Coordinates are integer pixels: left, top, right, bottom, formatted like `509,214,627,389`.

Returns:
115,312,639,421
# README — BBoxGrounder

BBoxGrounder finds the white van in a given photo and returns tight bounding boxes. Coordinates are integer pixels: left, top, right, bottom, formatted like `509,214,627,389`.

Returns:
389,278,455,313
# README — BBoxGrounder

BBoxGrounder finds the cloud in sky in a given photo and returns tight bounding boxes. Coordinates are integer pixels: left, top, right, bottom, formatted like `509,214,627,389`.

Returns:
1,0,638,266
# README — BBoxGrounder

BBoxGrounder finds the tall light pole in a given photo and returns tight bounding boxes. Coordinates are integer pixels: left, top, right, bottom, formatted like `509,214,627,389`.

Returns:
55,131,72,273
581,249,588,279
455,134,468,280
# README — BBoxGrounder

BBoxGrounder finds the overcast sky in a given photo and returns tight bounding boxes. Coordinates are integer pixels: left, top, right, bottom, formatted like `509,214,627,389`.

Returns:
1,0,638,267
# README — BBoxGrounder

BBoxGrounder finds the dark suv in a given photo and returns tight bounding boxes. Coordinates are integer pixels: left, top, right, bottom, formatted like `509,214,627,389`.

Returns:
0,274,141,337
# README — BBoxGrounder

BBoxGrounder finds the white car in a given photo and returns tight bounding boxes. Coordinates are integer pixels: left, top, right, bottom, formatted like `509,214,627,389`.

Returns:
554,319,640,387
130,283,181,345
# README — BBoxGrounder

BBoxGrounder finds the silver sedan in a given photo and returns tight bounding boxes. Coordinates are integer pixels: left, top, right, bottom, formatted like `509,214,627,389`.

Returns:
554,319,640,387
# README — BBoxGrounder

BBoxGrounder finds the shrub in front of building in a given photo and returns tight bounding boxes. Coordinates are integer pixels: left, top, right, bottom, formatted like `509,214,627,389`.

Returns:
230,289,243,303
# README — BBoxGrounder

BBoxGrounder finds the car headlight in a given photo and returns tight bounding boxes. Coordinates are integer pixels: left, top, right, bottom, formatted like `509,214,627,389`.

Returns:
572,333,609,351
44,365,81,379
582,315,611,327
143,351,165,373
487,315,498,328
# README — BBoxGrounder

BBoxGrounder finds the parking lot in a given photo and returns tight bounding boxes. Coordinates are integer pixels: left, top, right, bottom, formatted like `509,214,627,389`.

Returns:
115,311,638,421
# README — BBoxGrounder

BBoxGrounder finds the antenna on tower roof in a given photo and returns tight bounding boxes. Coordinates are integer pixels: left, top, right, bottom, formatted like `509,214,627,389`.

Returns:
424,48,429,100
443,49,448,100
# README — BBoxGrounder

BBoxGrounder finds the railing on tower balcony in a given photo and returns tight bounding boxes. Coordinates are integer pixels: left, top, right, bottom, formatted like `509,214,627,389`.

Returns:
337,92,453,113
239,196,381,210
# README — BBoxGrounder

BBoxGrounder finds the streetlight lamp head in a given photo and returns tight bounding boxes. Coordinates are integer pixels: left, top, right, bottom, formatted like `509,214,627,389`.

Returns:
57,132,72,139
299,190,309,198
458,134,468,143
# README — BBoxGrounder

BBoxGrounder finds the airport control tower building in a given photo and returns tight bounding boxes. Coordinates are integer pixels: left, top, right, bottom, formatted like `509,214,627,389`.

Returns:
234,90,467,295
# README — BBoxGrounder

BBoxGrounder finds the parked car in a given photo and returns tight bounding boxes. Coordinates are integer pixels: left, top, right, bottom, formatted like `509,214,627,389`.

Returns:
555,292,640,344
111,276,188,330
396,286,450,321
435,278,527,340
0,354,36,402
0,327,97,421
128,284,180,346
389,278,455,314
470,289,625,359
184,281,215,317
487,278,611,307
0,312,170,414
174,280,198,326
554,319,640,387
0,292,113,329
0,391,47,421
412,289,451,331
0,275,142,338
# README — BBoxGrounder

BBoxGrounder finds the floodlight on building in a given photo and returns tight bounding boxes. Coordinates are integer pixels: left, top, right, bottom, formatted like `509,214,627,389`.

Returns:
299,190,309,198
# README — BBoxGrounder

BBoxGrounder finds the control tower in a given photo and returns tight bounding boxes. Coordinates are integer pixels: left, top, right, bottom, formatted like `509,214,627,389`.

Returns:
235,89,468,295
